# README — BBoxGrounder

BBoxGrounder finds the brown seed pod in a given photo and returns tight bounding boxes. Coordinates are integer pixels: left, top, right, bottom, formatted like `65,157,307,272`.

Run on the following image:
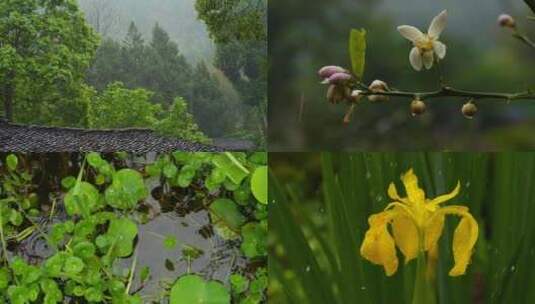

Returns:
410,99,426,116
462,101,478,119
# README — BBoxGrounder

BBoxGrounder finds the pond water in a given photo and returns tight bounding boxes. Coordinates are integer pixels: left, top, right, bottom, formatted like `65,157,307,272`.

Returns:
2,153,264,303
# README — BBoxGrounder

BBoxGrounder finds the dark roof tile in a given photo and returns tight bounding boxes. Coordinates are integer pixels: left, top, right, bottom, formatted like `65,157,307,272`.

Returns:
0,120,221,153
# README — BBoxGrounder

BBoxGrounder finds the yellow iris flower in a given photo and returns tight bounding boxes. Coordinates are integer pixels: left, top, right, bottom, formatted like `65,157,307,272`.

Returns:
360,169,478,277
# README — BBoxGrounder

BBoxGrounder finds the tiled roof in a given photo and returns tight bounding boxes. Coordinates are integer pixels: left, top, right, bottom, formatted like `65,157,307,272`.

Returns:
0,120,221,153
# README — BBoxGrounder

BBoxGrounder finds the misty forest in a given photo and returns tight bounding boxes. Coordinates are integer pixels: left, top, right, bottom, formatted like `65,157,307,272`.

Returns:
0,0,267,146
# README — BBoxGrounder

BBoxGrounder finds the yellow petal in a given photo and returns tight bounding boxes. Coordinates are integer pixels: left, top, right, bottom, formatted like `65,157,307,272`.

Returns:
388,182,402,201
428,181,460,207
425,213,445,252
391,212,419,264
401,169,426,203
360,212,399,276
449,212,478,276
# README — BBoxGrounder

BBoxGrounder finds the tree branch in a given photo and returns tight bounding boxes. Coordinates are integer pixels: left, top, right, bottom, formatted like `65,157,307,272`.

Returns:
356,85,535,101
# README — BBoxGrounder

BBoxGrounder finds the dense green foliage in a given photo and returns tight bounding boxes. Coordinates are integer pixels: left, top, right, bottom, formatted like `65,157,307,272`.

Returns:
88,82,160,129
85,21,240,139
0,152,268,303
0,0,99,125
155,97,209,144
1,0,266,143
270,152,535,304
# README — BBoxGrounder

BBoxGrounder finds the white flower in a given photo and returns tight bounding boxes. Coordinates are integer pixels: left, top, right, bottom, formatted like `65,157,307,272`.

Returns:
397,10,448,71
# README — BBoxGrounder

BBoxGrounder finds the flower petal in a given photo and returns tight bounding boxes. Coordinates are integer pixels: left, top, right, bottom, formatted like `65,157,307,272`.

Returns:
437,206,478,276
401,169,426,203
425,213,445,252
449,213,478,276
391,212,419,264
397,25,425,43
360,212,399,276
433,41,447,59
388,182,402,201
428,181,460,208
428,10,448,39
423,51,434,69
409,47,423,71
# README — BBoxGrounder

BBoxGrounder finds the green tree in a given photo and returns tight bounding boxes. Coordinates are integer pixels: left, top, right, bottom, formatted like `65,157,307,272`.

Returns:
155,97,209,144
88,82,161,129
86,38,123,91
190,62,233,137
0,0,99,122
146,23,193,105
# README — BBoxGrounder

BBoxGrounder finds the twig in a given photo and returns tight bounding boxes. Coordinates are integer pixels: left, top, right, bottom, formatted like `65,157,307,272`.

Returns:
355,85,535,101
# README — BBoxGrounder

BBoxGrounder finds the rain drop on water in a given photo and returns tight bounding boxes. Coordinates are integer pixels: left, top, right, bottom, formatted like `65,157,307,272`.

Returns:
366,172,372,179
360,286,367,290
305,266,311,272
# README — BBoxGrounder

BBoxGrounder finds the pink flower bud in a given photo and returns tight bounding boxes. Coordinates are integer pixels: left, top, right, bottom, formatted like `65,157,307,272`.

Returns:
318,66,347,79
326,72,352,85
498,14,515,28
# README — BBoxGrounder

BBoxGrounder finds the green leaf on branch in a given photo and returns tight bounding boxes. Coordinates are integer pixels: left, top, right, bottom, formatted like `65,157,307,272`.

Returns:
349,29,367,80
170,275,230,304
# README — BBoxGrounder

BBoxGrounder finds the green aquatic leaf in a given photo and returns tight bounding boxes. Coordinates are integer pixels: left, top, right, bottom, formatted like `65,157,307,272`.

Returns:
73,241,96,259
105,218,138,257
105,169,148,209
64,181,101,217
64,256,85,274
212,153,249,184
170,275,230,304
140,266,151,283
251,166,268,204
230,274,249,294
6,154,18,171
163,163,178,178
209,198,246,233
0,268,9,289
240,221,267,258
349,28,367,80
61,176,76,189
164,235,178,250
